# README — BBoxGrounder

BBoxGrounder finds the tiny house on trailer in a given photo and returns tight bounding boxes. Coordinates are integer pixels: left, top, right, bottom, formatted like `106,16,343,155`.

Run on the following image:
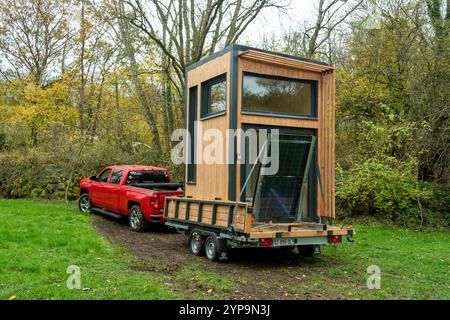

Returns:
165,45,353,261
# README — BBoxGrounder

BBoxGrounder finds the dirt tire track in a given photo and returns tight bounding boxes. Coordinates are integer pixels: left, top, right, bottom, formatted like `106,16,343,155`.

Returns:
93,215,342,300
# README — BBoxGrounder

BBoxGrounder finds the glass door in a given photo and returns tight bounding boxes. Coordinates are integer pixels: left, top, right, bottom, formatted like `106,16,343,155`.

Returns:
240,127,317,223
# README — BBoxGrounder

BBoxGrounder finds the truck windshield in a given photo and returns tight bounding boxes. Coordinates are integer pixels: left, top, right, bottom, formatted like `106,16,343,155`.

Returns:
126,170,169,184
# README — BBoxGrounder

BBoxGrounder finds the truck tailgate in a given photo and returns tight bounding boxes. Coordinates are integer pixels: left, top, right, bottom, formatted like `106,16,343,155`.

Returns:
156,191,183,209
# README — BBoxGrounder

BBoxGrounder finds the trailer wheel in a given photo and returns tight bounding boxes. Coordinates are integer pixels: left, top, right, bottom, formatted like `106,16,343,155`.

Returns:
78,194,92,214
297,245,320,257
189,232,204,256
129,204,147,232
205,235,219,261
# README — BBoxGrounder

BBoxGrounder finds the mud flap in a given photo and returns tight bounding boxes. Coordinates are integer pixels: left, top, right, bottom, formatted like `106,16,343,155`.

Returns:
313,245,321,256
217,238,229,261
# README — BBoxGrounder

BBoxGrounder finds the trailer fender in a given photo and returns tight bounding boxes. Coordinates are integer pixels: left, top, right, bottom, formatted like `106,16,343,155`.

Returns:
190,228,217,238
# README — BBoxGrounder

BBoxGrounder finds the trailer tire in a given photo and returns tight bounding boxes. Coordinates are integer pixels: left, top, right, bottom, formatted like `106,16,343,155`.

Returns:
189,232,204,256
205,235,219,261
129,204,147,232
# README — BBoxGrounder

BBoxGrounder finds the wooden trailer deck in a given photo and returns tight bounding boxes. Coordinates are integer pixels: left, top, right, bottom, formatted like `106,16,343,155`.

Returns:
165,197,353,244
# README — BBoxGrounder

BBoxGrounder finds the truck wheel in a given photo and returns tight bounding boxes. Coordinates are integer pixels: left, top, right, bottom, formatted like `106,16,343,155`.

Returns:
190,232,204,256
205,235,219,261
129,205,147,232
297,245,320,257
78,194,92,214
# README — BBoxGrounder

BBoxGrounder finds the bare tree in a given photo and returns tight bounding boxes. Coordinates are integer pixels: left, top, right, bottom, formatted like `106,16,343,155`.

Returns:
116,0,163,154
0,0,74,86
120,0,289,93
283,0,363,60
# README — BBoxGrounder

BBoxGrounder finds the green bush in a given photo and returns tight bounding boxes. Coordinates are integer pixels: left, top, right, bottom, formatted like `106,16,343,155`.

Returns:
0,140,182,201
0,132,5,151
336,156,440,227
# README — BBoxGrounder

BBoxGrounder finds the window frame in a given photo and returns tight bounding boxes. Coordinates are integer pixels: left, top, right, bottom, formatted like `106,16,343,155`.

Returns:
187,85,198,184
109,170,123,185
241,72,318,119
97,169,112,183
200,73,227,120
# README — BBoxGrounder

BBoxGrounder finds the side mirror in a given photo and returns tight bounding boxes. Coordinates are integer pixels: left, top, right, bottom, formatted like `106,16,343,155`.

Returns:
90,176,97,181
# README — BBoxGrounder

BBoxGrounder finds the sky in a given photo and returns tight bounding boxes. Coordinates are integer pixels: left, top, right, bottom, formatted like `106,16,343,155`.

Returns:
241,0,317,45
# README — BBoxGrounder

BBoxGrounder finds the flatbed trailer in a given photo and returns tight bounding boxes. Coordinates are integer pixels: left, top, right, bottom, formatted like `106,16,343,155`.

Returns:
165,45,354,261
165,197,354,261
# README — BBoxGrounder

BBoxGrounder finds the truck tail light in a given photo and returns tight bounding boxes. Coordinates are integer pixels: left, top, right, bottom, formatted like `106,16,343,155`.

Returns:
150,195,159,209
328,235,341,244
259,238,273,247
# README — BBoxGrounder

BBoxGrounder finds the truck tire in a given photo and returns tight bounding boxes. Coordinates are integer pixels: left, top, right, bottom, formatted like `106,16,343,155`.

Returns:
189,232,204,256
129,204,147,232
205,235,219,261
78,193,92,214
297,245,320,257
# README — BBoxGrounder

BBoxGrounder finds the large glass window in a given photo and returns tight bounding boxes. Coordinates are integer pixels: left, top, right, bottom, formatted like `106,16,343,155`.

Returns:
201,74,227,118
254,135,313,223
240,127,317,223
242,73,316,117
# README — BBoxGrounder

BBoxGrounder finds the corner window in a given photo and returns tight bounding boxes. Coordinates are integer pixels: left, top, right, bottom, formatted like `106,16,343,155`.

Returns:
242,73,317,118
201,74,227,118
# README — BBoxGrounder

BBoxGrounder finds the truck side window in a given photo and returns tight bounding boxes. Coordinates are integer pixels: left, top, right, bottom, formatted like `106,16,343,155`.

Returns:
98,169,112,183
109,170,123,184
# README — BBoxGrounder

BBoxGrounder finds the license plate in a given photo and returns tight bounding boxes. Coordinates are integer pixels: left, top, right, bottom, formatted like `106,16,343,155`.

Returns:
273,238,296,246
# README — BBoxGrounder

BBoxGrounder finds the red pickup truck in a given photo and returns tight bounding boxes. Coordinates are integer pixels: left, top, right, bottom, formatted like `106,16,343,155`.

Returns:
78,165,183,232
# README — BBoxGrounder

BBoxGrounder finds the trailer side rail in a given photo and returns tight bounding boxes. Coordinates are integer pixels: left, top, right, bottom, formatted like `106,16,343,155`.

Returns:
165,197,250,233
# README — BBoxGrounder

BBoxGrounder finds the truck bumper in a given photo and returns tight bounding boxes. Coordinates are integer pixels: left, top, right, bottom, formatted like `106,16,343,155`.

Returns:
148,214,166,224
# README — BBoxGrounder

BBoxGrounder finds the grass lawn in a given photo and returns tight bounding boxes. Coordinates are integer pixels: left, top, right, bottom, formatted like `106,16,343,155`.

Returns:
0,199,175,300
0,199,449,300
302,224,450,299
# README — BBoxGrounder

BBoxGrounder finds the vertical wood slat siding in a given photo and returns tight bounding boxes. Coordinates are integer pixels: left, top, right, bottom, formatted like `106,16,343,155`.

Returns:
185,51,231,201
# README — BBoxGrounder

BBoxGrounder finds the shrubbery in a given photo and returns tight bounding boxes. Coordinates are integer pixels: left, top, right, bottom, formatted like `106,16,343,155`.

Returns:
336,157,448,228
0,142,182,201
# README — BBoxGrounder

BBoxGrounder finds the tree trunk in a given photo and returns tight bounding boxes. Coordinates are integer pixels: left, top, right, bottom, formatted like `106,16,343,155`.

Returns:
118,1,162,154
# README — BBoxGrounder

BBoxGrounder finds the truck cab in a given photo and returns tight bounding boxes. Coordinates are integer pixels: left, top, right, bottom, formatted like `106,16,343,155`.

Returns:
79,165,183,231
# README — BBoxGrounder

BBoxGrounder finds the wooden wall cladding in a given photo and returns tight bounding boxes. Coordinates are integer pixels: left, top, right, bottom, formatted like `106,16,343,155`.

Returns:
237,54,336,218
185,51,231,201
184,48,336,219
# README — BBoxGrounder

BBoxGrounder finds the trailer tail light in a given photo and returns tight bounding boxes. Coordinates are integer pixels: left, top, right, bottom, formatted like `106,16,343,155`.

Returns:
328,235,341,244
150,195,159,209
259,238,273,247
